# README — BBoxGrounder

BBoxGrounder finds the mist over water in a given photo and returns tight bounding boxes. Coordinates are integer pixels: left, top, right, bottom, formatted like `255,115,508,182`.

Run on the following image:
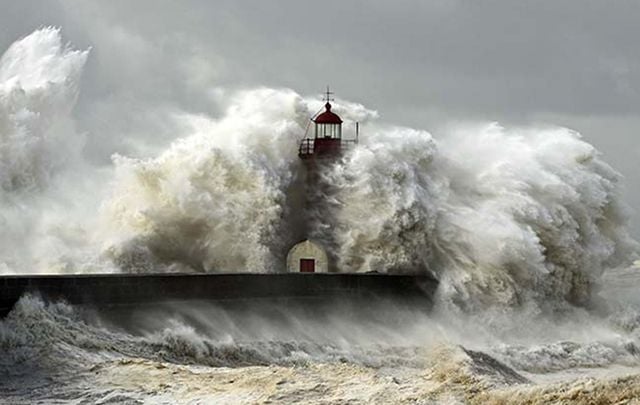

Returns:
2,28,640,403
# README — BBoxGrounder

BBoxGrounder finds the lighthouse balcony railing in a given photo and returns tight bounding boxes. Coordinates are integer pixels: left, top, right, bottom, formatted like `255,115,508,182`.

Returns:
341,139,358,148
299,139,314,157
298,138,358,158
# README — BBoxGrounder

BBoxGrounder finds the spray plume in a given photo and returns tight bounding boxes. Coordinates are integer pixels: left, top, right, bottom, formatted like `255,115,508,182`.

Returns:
0,28,635,314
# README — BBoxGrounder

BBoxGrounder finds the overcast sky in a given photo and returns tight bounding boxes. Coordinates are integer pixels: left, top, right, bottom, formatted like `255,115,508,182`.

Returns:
2,0,639,236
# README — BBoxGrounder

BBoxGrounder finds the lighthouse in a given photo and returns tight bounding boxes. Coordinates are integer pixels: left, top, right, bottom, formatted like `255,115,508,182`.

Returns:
286,88,358,273
298,87,357,160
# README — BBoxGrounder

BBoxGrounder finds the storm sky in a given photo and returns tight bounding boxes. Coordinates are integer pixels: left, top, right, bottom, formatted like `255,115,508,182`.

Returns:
2,0,639,236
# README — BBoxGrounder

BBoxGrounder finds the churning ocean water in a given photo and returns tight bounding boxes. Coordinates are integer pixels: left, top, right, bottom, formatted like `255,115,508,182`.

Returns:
1,28,639,404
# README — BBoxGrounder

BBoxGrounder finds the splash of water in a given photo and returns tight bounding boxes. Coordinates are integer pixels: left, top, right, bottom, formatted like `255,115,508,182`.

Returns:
0,26,87,192
0,27,98,274
0,28,636,314
328,123,635,310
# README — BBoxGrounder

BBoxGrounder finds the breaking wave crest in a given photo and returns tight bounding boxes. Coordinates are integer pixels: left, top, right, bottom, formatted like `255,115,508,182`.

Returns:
102,99,635,312
3,295,640,404
0,28,637,315
2,24,640,405
0,27,96,274
0,26,87,193
4,294,639,371
0,295,428,371
331,123,636,311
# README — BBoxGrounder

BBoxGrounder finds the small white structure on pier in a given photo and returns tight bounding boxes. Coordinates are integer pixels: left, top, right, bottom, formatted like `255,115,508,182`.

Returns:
286,239,328,273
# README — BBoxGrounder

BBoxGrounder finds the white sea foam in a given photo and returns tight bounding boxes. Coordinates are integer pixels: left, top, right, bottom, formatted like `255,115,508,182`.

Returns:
102,106,635,312
2,25,640,405
0,28,636,316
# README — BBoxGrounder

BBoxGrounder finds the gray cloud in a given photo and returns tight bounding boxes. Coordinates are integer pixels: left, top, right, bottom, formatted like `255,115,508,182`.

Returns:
2,0,639,236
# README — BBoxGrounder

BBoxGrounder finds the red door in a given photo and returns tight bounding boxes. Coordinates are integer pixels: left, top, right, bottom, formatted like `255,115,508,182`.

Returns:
300,258,315,273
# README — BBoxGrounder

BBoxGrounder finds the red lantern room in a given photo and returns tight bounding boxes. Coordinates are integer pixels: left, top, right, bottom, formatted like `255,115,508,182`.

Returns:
315,102,343,136
299,87,358,160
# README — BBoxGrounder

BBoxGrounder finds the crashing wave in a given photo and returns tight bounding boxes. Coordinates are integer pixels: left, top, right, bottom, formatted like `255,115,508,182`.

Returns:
103,101,636,311
0,28,636,313
0,26,87,193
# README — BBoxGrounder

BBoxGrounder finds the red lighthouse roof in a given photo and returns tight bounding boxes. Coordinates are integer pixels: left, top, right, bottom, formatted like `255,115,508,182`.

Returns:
314,102,343,124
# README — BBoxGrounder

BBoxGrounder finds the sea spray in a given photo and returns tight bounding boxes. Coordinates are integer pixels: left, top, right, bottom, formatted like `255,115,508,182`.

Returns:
105,103,635,311
100,89,308,273
0,28,100,274
0,26,88,193
0,28,636,314
1,20,640,405
326,123,635,312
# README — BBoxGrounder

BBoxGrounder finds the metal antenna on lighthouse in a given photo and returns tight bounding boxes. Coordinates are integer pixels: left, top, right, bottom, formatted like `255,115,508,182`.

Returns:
323,85,334,102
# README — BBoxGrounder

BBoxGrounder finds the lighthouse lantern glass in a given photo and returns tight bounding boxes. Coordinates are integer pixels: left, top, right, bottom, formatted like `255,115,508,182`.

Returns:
316,123,341,139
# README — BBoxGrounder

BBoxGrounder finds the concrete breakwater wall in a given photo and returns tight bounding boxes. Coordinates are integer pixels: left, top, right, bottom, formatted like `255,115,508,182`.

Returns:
0,273,438,316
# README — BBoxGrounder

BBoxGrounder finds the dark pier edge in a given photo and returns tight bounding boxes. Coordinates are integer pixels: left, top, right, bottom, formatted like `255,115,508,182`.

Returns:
0,273,438,317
